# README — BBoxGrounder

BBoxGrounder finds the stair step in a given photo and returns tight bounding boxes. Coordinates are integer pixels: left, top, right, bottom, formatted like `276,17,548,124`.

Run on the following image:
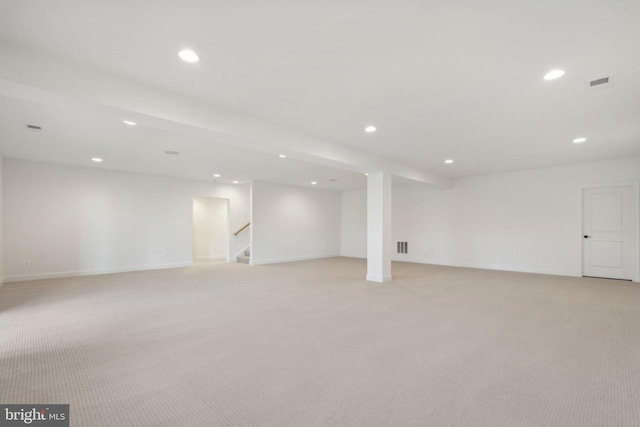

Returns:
244,249,250,256
237,255,250,264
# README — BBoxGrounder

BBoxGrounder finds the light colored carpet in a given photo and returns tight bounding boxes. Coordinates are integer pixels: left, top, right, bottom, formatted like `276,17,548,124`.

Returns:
1,258,640,426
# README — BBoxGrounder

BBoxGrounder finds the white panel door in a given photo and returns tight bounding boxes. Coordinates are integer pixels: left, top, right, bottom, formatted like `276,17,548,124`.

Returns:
582,185,633,280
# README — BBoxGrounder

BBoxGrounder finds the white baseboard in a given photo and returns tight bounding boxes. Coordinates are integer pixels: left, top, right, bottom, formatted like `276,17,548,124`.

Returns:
3,261,193,283
455,263,579,278
339,253,367,259
366,273,393,282
391,256,580,278
194,255,226,261
250,253,340,266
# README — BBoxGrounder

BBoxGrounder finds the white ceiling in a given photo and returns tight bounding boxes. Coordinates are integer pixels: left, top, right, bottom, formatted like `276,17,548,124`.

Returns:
0,96,367,190
0,0,638,188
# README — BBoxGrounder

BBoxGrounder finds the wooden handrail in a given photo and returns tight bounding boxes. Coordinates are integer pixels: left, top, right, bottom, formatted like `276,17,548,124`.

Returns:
233,222,250,236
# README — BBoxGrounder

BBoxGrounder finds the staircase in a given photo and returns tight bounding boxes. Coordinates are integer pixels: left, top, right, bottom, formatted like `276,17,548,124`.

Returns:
237,247,250,264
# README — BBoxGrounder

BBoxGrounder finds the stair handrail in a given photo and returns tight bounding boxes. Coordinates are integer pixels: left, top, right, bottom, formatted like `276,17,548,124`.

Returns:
233,222,250,236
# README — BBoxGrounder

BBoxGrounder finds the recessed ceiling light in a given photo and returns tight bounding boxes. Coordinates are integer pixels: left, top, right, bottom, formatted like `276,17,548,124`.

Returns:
91,158,103,163
232,180,239,184
445,159,454,164
279,154,287,158
311,181,317,185
365,126,376,133
123,120,136,126
179,49,199,63
544,69,565,80
213,174,221,178
164,150,179,155
365,173,368,176
573,137,587,144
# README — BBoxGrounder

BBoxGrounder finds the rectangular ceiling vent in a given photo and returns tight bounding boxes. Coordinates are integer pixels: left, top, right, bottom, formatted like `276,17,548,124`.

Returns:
590,77,610,87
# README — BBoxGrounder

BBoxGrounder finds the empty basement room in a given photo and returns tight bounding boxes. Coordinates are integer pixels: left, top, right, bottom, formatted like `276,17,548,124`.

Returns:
1,2,640,426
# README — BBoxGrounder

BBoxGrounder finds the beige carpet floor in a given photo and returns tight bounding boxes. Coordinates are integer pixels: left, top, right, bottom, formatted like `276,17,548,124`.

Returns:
1,258,640,426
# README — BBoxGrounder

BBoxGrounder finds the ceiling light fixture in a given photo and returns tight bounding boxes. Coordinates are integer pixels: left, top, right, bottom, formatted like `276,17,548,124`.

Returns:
179,49,199,63
573,137,587,144
232,180,239,184
123,120,137,126
311,181,317,185
544,69,565,80
279,154,286,158
91,158,103,163
365,126,376,133
213,174,221,178
445,159,454,164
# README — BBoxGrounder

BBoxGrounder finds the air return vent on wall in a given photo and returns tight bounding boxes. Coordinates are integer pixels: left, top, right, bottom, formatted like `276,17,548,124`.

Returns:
397,242,408,254
590,77,610,87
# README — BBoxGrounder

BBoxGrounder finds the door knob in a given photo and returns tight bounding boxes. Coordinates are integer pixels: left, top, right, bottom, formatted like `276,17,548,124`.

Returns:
584,235,592,239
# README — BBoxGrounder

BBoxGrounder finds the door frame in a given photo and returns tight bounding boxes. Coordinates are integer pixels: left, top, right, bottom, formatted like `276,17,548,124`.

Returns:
580,181,640,282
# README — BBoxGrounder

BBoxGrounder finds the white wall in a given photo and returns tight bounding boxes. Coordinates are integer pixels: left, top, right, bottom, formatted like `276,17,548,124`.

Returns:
342,157,640,277
251,181,341,265
3,159,250,282
192,197,228,261
0,155,3,286
340,189,367,258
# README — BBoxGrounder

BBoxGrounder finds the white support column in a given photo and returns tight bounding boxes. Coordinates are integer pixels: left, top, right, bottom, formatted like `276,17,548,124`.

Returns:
366,171,392,282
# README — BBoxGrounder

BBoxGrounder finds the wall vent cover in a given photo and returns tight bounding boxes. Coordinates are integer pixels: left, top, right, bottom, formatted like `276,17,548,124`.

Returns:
397,241,408,254
26,124,42,132
590,77,609,87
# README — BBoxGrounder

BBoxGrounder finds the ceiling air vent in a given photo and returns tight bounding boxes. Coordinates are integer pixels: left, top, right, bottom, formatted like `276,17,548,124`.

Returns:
26,124,42,132
590,77,609,87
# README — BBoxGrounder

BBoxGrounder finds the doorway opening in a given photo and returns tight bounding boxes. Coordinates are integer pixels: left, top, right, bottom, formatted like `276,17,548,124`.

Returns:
192,197,229,263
